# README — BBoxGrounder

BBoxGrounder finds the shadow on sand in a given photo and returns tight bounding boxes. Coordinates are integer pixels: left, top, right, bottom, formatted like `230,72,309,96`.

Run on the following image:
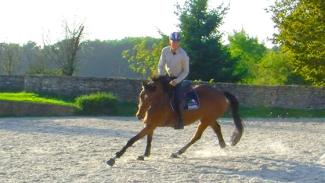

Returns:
194,156,324,183
0,117,137,138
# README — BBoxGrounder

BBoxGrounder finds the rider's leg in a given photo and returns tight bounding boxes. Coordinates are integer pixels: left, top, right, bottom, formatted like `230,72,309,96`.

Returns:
174,82,184,129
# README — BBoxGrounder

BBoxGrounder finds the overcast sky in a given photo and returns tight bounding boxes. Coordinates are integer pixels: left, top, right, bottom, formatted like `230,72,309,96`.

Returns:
0,0,276,47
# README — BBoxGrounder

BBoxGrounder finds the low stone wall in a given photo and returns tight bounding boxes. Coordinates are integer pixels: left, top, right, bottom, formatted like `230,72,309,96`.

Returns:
212,83,325,109
0,101,75,116
0,75,324,109
0,75,25,92
23,76,143,102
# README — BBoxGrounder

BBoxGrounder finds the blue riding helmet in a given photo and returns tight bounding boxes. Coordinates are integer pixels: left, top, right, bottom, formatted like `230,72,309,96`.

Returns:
169,32,181,41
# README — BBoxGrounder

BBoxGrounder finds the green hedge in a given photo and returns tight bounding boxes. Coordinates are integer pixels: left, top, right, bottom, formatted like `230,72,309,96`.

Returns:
75,92,118,115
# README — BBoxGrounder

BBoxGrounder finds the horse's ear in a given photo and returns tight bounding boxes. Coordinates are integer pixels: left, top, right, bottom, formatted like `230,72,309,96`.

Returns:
147,84,156,92
142,81,157,92
142,81,150,90
142,81,149,88
142,81,147,86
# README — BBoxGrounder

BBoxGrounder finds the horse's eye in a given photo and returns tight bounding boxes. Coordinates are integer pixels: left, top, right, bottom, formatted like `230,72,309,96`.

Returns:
147,85,156,92
144,83,156,92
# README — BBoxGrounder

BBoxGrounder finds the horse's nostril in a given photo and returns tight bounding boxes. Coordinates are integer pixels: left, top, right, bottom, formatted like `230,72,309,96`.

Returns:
136,113,142,119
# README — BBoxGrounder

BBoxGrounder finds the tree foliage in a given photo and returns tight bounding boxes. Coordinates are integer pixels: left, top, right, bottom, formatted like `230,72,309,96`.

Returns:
177,0,239,82
42,21,85,76
0,43,21,75
227,30,305,85
53,22,85,76
79,39,140,78
122,0,239,82
22,41,55,75
0,39,142,78
253,49,293,85
122,36,168,78
227,30,267,83
269,0,325,86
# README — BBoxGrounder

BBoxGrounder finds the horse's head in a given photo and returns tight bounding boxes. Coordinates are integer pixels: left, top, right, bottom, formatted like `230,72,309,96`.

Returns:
135,75,173,120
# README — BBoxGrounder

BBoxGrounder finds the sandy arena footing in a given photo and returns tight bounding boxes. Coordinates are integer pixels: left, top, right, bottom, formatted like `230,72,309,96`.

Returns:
0,117,324,182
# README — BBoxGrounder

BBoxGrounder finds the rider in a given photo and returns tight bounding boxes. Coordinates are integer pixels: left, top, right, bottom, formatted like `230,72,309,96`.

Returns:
158,32,190,129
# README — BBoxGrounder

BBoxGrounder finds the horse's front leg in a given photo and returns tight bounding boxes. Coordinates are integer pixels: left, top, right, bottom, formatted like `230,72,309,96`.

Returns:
107,126,153,166
137,132,153,161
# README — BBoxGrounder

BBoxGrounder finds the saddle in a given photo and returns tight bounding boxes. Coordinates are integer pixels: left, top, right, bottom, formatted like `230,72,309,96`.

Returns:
170,80,200,111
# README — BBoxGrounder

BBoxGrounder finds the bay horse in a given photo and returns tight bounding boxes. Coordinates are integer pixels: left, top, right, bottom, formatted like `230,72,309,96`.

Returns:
107,75,243,166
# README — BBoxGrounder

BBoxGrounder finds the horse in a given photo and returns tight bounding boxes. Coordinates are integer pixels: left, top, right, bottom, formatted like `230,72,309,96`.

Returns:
107,75,243,166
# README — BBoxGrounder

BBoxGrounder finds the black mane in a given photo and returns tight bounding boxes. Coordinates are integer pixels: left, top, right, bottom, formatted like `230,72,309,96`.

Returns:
151,75,174,95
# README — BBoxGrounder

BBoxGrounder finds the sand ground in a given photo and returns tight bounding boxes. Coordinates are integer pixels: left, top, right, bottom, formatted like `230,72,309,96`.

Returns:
0,117,324,183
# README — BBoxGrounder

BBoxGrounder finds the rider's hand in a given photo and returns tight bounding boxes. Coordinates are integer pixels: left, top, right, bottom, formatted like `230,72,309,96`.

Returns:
169,79,178,86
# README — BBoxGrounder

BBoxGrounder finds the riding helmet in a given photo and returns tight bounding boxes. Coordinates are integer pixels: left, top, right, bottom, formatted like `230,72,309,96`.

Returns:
169,32,181,41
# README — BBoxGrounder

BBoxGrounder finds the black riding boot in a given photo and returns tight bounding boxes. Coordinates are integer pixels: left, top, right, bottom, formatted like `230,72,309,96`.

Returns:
173,80,184,129
174,104,184,130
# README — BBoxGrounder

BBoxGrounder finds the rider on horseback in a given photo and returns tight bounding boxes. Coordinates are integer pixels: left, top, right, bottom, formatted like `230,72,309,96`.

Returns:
158,32,190,129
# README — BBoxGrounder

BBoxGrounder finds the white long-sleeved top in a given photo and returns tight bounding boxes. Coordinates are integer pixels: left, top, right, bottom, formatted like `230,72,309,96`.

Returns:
158,46,189,84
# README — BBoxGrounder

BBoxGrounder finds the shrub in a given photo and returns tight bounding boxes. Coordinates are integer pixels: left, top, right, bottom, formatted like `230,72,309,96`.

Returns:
75,92,118,115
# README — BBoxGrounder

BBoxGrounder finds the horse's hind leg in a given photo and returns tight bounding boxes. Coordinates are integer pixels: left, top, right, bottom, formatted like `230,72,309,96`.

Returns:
171,122,208,158
137,131,153,161
210,121,226,148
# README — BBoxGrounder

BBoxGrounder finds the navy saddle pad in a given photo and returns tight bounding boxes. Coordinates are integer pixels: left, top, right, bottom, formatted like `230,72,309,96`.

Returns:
184,90,200,110
170,80,200,111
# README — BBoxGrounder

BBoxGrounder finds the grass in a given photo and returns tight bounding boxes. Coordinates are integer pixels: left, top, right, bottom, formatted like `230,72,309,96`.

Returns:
0,92,323,118
0,92,76,107
111,102,325,118
115,102,137,116
106,102,325,118
0,92,136,116
112,102,325,118
237,106,325,118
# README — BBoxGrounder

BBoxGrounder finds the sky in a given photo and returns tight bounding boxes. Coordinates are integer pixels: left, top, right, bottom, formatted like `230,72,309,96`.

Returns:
0,0,276,47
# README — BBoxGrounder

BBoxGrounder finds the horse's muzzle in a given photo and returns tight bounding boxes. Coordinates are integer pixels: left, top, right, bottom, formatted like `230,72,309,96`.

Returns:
136,112,144,120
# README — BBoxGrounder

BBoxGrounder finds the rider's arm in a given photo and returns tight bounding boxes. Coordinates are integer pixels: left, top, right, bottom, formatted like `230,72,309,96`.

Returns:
158,49,166,75
175,53,189,84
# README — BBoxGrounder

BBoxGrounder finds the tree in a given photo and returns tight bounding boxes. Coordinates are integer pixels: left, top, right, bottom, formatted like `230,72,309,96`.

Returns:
177,0,239,82
269,0,325,86
22,41,54,75
122,0,238,82
227,30,267,83
252,49,293,85
122,36,168,78
78,39,141,78
47,21,85,76
0,43,21,75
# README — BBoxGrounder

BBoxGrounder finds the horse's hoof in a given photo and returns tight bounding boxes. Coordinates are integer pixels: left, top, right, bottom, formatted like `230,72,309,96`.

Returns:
137,156,145,161
231,130,242,146
107,158,115,166
220,142,226,148
170,153,179,158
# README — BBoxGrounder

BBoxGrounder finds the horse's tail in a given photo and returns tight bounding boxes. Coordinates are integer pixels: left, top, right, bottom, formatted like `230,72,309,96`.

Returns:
223,91,243,146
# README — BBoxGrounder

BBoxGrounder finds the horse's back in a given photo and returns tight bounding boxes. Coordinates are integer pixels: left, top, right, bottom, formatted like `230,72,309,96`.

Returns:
193,84,225,98
192,84,228,117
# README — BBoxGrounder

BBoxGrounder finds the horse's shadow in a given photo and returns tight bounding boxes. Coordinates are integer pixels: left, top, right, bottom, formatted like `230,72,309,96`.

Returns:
0,117,136,138
193,156,324,183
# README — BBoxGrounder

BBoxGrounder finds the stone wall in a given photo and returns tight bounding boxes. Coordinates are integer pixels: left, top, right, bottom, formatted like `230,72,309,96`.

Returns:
0,75,25,91
0,75,324,109
22,76,143,102
0,101,75,116
212,83,324,109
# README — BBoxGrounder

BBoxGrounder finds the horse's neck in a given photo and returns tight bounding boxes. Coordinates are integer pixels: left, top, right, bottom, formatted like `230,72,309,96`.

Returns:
151,93,170,107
